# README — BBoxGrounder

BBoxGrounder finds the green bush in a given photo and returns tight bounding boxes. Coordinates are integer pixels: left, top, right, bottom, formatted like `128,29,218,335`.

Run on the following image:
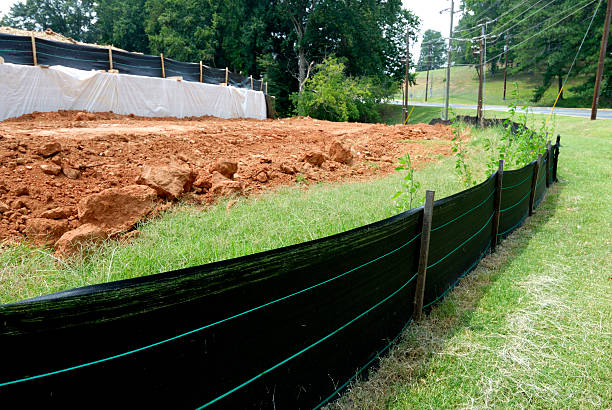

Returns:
291,57,385,123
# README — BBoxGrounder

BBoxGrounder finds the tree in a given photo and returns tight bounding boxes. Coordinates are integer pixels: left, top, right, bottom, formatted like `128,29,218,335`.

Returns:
144,0,219,63
95,0,149,53
1,0,97,42
416,30,446,71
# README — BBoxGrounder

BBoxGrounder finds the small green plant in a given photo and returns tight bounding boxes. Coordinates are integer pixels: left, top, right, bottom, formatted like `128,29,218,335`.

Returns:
295,174,308,185
451,128,476,187
393,152,421,211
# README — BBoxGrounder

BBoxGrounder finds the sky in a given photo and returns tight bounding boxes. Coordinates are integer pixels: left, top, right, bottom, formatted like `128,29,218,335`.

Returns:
403,0,463,61
1,0,461,60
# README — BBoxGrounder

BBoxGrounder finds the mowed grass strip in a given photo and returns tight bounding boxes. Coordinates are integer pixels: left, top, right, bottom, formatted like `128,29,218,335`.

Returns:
333,113,612,408
1,127,483,304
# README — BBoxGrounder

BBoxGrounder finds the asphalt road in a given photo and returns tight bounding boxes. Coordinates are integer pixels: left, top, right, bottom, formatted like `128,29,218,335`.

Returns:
393,100,612,120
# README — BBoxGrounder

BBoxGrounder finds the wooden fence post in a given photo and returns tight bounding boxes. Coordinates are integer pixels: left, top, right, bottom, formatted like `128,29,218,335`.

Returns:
250,75,253,90
199,61,203,83
225,67,229,85
260,78,263,91
108,46,113,71
265,82,268,94
160,53,165,78
414,190,435,321
528,154,541,216
545,141,551,188
491,160,504,252
30,32,37,66
553,135,561,182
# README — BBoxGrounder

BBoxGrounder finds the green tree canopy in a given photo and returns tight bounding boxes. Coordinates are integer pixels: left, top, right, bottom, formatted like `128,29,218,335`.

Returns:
417,30,446,71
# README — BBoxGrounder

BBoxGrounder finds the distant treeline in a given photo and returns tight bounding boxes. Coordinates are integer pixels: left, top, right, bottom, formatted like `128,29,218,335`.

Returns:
1,0,420,115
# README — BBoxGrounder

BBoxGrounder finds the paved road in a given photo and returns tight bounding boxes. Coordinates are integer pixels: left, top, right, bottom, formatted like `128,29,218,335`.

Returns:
392,100,612,120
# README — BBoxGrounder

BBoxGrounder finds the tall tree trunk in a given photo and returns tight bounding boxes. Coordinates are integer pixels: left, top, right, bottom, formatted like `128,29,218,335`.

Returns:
558,74,564,100
298,48,306,93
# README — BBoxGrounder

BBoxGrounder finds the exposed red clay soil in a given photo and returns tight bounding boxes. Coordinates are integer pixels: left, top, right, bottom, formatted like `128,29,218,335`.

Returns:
0,111,455,247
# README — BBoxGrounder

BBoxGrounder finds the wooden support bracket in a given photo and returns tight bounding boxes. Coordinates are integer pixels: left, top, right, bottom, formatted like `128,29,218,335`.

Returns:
528,154,542,216
414,190,435,321
491,160,503,252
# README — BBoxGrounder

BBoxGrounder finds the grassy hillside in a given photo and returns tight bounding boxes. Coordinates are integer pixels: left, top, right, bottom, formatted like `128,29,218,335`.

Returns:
406,65,591,108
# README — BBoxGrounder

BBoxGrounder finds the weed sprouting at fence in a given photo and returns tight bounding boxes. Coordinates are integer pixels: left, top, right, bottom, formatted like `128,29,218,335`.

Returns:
393,152,421,211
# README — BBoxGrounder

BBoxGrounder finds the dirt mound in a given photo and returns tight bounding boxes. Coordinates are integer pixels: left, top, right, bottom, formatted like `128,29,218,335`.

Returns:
0,112,455,244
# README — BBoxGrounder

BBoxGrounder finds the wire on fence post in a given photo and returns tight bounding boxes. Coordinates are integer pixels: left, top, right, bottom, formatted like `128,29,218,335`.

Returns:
553,135,561,182
160,53,165,78
414,190,435,321
30,32,37,66
491,160,503,252
545,141,552,188
529,154,542,216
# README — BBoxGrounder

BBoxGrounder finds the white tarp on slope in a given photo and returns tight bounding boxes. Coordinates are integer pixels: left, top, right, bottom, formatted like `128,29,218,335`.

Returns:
0,63,267,121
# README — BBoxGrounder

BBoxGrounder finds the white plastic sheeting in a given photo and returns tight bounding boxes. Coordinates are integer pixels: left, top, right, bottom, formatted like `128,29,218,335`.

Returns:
0,63,267,121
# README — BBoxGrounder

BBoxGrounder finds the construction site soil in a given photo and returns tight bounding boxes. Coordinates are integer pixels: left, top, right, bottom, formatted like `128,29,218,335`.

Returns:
0,111,454,244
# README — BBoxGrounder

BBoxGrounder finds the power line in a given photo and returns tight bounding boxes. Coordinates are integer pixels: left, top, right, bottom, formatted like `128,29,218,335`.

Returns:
491,0,559,37
485,0,598,64
454,0,501,34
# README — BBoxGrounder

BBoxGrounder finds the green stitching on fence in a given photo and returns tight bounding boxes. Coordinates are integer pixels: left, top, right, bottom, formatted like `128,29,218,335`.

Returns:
35,51,107,64
423,242,491,309
502,173,532,190
197,272,419,409
497,213,528,237
0,231,421,388
427,212,495,270
431,189,495,232
312,317,414,409
500,190,531,213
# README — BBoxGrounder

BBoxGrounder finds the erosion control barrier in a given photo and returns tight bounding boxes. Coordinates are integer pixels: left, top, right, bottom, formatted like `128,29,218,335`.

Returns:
0,139,561,408
0,32,264,90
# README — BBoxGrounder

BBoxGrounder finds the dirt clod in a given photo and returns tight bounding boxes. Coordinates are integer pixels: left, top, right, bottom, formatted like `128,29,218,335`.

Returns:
210,160,238,179
55,223,108,257
137,162,195,200
40,163,62,175
25,218,70,247
301,151,326,167
62,166,81,180
38,141,62,158
329,139,353,165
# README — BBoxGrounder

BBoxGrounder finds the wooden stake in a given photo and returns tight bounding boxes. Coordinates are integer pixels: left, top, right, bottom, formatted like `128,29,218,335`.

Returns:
553,135,561,182
30,32,37,66
414,190,435,321
199,61,203,83
265,82,268,94
108,46,113,71
545,141,551,188
528,155,541,216
491,160,503,252
160,53,165,78
260,78,263,91
250,75,253,90
225,67,229,85
591,0,612,120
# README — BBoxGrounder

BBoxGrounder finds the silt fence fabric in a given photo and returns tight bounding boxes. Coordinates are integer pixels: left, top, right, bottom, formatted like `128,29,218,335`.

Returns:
0,143,560,407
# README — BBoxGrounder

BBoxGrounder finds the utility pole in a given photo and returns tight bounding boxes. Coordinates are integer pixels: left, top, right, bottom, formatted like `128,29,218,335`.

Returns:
503,35,509,101
477,29,484,126
425,43,432,102
444,0,454,121
403,28,410,124
591,0,611,120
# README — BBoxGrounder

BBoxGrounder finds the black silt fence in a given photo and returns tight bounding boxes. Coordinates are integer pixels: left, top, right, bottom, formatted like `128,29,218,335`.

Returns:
0,141,561,408
0,33,264,91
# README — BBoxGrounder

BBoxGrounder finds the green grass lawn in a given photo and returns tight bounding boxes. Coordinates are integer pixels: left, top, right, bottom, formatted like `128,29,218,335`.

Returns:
334,111,612,408
1,108,609,407
405,65,591,108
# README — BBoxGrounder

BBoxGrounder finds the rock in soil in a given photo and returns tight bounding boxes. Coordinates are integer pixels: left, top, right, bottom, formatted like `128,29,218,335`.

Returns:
78,185,157,233
25,218,70,247
62,166,81,179
39,206,75,220
279,162,298,175
137,162,195,200
329,139,353,165
209,160,238,179
54,223,108,257
37,141,62,158
40,163,62,176
210,175,245,198
300,151,326,167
